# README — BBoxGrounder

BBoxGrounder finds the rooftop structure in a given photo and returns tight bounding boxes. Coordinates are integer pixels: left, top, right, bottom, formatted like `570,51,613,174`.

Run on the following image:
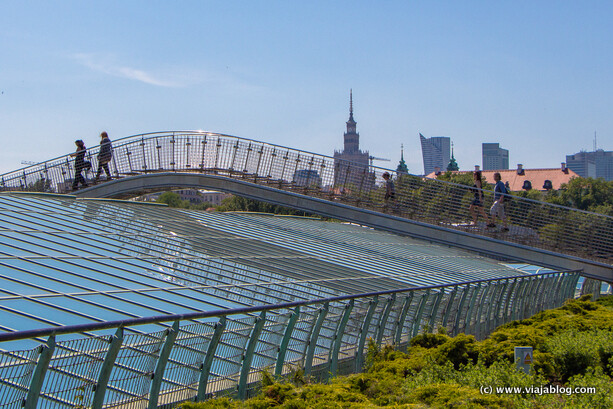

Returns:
426,164,580,191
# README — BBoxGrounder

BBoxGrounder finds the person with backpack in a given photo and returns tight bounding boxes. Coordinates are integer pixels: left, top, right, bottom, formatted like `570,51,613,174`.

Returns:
469,170,491,226
488,172,509,231
70,139,89,191
95,131,113,182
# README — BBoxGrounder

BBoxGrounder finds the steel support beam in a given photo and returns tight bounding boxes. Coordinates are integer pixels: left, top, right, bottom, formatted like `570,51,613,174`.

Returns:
92,327,124,409
148,321,179,409
196,317,226,402
275,307,300,377
238,311,267,400
24,335,56,409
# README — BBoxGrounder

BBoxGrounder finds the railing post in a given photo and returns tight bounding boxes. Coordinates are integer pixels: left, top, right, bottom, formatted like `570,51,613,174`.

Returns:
501,278,518,324
267,148,277,178
464,283,482,334
355,296,379,372
441,286,457,331
412,290,430,337
394,293,413,348
92,327,124,409
170,133,176,171
474,284,493,339
329,300,354,377
275,307,300,377
428,289,445,332
521,277,538,318
199,134,208,170
487,281,507,336
238,311,267,400
24,335,56,409
196,317,227,402
140,136,147,171
304,303,329,377
510,278,526,321
147,321,179,409
452,285,470,336
185,137,192,169
376,295,396,345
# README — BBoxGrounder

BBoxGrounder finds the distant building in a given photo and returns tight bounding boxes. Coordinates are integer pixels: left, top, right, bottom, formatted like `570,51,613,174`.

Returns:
293,169,322,187
420,134,450,176
566,150,613,181
482,143,509,171
396,144,409,175
333,90,373,189
426,163,580,191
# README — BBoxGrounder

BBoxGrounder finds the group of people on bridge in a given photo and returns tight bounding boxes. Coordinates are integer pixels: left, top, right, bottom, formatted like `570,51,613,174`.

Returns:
68,133,509,232
71,132,113,191
383,169,510,230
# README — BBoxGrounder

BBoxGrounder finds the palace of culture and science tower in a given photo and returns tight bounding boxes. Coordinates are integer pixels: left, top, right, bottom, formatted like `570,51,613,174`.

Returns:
333,90,372,188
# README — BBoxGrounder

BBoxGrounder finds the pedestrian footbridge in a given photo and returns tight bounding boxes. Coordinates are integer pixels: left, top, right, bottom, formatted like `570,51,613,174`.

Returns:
1,131,612,281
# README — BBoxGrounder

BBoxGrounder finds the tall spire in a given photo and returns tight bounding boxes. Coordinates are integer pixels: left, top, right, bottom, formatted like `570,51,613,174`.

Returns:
447,142,459,171
344,89,358,152
396,143,409,174
349,89,354,121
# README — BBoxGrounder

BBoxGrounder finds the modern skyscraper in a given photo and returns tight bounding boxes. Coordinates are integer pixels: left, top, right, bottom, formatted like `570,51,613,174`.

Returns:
420,134,450,175
334,90,371,189
566,150,613,181
482,143,509,170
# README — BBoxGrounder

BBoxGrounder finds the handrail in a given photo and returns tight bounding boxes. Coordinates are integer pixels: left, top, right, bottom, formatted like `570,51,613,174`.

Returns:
0,270,579,343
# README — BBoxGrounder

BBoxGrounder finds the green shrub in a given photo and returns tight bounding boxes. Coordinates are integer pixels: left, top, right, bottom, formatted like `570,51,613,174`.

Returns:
410,332,449,349
546,329,613,382
434,333,479,369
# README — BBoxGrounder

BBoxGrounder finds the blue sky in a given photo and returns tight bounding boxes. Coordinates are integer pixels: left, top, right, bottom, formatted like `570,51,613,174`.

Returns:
1,1,611,175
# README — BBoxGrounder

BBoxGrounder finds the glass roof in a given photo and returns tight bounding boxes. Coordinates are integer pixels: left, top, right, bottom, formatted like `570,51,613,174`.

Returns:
0,192,535,349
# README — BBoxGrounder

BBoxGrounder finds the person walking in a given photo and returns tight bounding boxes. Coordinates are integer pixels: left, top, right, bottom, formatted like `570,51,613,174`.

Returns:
71,140,89,191
488,172,509,231
469,170,490,226
382,172,395,201
95,131,113,182
382,172,396,213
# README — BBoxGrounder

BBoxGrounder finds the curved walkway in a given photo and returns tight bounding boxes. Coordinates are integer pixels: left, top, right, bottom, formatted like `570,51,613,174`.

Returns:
1,131,612,281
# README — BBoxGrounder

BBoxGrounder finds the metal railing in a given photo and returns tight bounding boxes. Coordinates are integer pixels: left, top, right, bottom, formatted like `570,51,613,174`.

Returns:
0,271,583,408
1,131,612,265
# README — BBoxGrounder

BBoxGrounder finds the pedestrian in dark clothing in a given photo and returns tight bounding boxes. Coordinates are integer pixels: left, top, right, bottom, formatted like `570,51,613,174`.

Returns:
95,131,113,182
71,140,89,191
469,170,491,226
382,172,395,201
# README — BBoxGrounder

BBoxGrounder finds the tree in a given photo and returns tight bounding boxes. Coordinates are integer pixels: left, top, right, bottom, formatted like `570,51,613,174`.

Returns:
156,191,189,208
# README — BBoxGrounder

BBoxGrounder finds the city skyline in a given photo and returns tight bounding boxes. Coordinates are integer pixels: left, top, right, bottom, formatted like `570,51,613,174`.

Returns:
1,1,612,175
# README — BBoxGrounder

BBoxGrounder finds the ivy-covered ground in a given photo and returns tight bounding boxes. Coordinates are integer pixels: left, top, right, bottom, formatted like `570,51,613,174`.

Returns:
182,295,613,409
